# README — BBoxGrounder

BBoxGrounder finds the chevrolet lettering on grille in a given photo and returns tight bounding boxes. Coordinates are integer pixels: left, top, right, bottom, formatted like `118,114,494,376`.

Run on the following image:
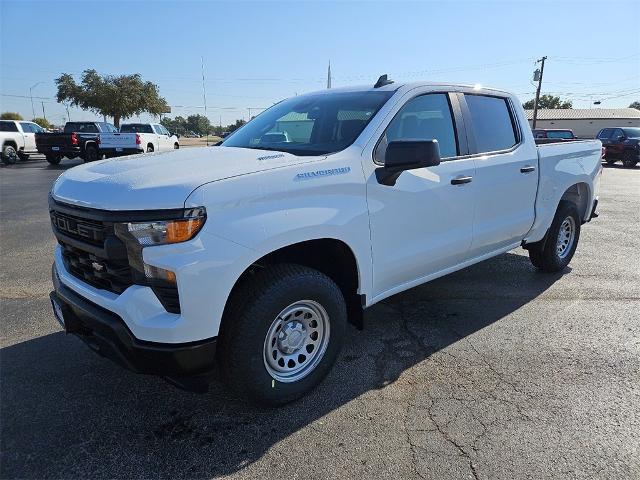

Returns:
51,213,103,242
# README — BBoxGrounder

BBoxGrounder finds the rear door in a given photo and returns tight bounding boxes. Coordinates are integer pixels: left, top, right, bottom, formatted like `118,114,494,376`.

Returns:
153,124,169,151
19,122,37,152
365,91,477,298
460,93,538,257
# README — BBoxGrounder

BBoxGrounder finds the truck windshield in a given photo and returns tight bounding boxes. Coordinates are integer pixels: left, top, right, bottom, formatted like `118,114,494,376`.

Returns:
623,128,640,138
222,90,394,156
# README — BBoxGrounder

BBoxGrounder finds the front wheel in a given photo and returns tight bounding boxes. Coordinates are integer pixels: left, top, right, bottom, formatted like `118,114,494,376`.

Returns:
622,150,638,168
2,145,18,164
527,200,581,272
218,264,346,405
174,142,179,149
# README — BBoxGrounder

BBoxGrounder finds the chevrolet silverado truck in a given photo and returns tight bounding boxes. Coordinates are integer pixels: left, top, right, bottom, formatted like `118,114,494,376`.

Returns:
48,78,602,405
99,123,180,158
36,121,118,164
1,120,46,164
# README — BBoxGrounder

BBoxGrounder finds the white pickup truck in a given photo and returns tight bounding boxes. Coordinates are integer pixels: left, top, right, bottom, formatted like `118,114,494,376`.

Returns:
98,123,179,157
1,120,45,164
49,79,602,404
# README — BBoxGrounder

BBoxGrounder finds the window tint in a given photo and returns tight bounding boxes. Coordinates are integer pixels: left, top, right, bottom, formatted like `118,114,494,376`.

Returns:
19,122,34,133
612,129,624,140
30,123,45,133
597,129,612,139
64,123,99,133
0,121,19,132
465,95,517,153
223,91,393,156
376,93,458,162
120,124,154,133
547,130,574,139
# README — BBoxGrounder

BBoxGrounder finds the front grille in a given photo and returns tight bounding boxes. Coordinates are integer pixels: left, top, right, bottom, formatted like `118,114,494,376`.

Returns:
50,199,180,313
60,242,133,294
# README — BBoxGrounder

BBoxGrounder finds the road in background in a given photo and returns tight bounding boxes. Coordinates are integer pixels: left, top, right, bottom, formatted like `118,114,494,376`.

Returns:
1,158,639,479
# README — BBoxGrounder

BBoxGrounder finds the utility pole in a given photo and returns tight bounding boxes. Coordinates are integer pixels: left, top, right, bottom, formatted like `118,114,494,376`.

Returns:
41,101,47,121
327,60,332,89
29,82,43,119
201,56,209,145
65,104,71,122
532,56,547,129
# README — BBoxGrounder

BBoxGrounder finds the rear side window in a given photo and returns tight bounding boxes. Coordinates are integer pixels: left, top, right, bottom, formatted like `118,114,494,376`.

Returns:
465,95,518,153
0,121,19,132
597,129,612,139
376,93,458,162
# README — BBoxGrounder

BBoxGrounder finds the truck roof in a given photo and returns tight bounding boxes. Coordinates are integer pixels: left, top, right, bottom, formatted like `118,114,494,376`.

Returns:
302,81,512,98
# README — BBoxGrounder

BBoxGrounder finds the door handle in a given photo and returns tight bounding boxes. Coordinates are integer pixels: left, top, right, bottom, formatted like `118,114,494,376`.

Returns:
451,176,473,185
520,166,536,173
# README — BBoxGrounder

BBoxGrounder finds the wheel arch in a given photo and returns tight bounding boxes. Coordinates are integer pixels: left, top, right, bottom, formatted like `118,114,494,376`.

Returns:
2,140,18,150
560,182,591,222
221,238,364,334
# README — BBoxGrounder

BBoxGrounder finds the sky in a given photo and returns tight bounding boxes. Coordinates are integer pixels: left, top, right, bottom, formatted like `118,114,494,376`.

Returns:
1,0,639,127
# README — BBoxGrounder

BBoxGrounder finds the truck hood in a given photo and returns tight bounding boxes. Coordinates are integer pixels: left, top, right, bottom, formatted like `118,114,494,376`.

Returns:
52,146,317,210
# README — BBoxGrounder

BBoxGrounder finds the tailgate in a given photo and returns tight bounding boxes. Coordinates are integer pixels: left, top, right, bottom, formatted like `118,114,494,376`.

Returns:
99,133,137,149
36,133,72,147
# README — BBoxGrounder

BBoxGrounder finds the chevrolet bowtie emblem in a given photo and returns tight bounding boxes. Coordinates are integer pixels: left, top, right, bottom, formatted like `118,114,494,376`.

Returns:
91,262,105,272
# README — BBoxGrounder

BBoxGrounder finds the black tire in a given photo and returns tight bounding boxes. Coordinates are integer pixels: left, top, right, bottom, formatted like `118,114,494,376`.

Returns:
605,157,617,165
45,154,61,165
622,150,638,168
527,200,581,272
147,144,154,153
218,264,347,405
174,142,179,149
17,152,29,161
2,144,18,165
83,144,98,162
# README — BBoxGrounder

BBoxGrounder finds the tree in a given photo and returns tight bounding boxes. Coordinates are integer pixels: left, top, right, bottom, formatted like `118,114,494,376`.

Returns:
629,101,640,110
161,116,188,136
1,112,23,120
31,117,52,129
186,114,212,136
55,69,169,127
226,119,246,133
523,95,572,110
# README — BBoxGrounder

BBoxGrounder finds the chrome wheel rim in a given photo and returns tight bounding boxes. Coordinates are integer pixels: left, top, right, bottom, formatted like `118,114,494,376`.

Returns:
556,216,576,259
263,300,330,383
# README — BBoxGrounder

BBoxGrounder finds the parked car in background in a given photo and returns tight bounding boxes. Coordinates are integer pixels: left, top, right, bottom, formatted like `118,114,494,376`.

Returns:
36,121,117,165
532,129,577,142
597,127,640,167
1,120,45,164
49,80,602,405
102,123,179,154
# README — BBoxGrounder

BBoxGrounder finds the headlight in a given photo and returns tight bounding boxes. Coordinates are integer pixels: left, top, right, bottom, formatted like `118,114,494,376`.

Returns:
117,207,206,247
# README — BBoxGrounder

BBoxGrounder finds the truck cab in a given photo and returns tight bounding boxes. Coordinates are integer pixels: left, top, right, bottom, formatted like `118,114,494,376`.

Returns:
48,79,602,405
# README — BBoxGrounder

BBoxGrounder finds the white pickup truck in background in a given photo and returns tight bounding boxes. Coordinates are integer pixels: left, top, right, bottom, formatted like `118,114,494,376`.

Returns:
1,120,46,164
98,123,179,157
49,78,602,405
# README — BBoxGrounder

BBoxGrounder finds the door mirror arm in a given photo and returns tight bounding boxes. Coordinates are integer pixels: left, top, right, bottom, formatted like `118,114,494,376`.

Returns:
376,139,441,186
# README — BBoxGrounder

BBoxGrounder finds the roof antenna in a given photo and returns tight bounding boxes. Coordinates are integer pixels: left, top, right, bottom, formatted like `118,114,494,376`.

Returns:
374,74,394,88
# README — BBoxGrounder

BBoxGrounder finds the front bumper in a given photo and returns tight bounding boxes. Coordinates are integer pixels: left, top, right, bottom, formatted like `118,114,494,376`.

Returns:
51,263,217,376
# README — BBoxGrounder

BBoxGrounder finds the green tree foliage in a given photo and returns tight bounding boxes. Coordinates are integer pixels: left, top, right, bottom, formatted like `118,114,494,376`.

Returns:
226,119,246,133
31,117,52,129
629,101,640,110
1,112,23,120
55,69,169,127
186,114,212,135
161,116,188,136
523,95,572,110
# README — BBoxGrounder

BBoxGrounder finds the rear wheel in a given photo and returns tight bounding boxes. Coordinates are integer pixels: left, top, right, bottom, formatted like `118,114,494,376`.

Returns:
622,150,638,168
2,145,18,164
605,156,617,165
527,200,581,272
45,154,62,165
218,264,346,405
83,144,98,162
147,144,154,153
174,142,179,149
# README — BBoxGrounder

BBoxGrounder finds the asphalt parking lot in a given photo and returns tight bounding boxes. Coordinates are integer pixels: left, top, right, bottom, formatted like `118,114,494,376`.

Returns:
1,155,639,479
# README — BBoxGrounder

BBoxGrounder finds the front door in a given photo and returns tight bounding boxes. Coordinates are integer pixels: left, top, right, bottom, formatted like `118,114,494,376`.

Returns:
365,92,476,298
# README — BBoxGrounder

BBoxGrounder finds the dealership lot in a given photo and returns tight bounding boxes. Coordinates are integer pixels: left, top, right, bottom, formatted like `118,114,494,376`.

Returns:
1,158,639,479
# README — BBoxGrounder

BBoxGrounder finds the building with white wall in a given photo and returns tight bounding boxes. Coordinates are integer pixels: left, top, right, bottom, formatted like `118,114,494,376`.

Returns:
525,108,640,138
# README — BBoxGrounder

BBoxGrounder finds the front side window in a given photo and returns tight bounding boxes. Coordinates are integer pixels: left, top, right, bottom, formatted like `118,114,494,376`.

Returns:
375,93,458,163
222,91,393,156
30,123,45,133
465,95,518,153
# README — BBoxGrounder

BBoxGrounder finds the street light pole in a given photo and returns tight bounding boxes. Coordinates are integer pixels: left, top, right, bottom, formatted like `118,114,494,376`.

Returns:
532,56,547,129
29,82,44,119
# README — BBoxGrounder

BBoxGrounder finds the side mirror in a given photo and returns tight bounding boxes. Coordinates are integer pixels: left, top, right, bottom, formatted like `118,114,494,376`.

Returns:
376,139,441,186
